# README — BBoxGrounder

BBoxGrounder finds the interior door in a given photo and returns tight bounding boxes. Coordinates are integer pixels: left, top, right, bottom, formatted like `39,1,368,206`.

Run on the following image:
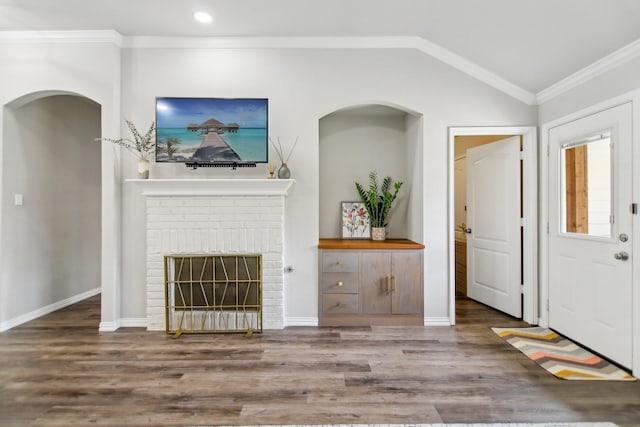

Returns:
548,102,633,368
466,136,522,317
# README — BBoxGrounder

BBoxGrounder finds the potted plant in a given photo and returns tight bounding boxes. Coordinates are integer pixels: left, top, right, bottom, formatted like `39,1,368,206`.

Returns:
355,170,403,241
96,119,156,179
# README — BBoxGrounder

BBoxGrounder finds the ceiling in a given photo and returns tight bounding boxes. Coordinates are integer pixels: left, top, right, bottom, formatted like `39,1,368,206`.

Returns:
2,0,640,97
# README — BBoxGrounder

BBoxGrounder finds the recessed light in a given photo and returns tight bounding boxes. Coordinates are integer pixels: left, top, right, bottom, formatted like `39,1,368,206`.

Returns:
193,11,213,24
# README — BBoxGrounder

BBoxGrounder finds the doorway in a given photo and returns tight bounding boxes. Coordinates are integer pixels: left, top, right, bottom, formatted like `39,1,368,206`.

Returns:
448,126,537,325
0,94,102,330
541,91,640,376
546,102,634,369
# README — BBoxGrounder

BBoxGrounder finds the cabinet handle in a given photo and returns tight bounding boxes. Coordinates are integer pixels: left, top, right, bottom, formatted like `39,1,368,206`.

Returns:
336,260,343,266
337,281,344,287
335,302,343,308
391,276,396,292
386,276,391,294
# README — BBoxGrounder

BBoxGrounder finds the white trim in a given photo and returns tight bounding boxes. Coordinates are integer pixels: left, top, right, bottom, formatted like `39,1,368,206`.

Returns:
119,318,149,328
447,127,538,326
537,38,640,104
0,287,100,332
0,30,123,46
123,35,408,49
411,38,536,106
424,317,452,326
285,317,319,327
98,321,120,332
126,178,295,196
122,35,536,105
539,89,640,377
3,31,639,107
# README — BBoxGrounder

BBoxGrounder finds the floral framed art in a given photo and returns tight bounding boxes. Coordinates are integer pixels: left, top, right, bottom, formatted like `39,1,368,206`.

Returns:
341,201,370,239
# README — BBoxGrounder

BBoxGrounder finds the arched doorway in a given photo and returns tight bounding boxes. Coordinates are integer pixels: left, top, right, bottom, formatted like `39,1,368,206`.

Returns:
0,93,102,330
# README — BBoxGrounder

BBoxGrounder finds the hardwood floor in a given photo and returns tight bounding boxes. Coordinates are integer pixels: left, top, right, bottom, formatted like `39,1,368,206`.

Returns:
1,295,639,427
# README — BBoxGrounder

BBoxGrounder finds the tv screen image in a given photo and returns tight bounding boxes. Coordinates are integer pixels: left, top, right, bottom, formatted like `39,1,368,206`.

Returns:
155,97,268,164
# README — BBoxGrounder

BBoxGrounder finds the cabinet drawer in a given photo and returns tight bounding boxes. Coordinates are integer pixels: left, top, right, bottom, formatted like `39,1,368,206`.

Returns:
320,273,358,294
322,294,358,314
322,252,358,273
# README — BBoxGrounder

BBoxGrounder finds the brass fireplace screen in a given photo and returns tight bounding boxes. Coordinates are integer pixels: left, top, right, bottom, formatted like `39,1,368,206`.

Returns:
164,254,262,337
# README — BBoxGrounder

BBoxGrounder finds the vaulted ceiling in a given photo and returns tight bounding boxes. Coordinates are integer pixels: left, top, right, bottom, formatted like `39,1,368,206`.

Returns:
2,0,640,102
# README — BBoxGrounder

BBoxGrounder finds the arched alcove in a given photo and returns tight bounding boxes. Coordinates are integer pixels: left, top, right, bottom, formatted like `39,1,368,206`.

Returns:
0,93,102,329
319,103,423,242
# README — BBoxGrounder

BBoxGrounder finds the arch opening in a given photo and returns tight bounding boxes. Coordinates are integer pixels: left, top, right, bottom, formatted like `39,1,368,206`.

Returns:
0,93,102,330
318,102,423,243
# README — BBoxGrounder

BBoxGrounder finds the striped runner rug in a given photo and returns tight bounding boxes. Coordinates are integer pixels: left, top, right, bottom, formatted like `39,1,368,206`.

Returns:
492,327,635,381
195,424,619,427
181,422,618,427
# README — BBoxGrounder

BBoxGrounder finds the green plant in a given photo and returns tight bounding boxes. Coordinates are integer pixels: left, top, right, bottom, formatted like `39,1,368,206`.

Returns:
355,170,403,228
96,120,156,160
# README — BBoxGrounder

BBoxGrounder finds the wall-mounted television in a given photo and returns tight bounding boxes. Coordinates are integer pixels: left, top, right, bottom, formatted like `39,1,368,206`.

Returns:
155,97,268,166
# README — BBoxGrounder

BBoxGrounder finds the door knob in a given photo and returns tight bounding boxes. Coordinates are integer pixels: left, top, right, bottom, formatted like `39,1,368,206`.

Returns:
614,251,629,261
464,227,472,234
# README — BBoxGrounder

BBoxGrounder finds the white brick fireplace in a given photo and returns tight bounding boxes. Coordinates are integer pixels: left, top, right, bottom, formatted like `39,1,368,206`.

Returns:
131,179,295,331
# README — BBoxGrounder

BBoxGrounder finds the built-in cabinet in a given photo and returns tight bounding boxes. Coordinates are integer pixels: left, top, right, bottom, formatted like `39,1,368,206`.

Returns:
318,239,424,326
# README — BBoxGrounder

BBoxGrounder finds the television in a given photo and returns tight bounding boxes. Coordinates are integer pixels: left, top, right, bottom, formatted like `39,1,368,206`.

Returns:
155,97,268,167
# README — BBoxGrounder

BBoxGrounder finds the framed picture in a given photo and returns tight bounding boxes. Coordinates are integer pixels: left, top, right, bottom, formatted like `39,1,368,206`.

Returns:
341,201,370,239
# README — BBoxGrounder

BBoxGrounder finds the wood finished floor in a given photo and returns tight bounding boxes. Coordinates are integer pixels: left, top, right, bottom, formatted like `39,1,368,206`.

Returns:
1,296,639,427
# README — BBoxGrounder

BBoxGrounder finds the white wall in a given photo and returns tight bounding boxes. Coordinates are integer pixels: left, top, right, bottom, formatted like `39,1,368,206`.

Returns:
1,95,101,325
119,47,536,324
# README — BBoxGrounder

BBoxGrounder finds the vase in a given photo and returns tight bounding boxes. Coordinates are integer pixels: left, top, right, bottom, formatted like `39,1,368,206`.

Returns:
371,227,386,241
138,159,150,179
278,163,291,179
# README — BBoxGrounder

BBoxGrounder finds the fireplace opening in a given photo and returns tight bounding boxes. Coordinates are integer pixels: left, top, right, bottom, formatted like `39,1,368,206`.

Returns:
164,254,262,337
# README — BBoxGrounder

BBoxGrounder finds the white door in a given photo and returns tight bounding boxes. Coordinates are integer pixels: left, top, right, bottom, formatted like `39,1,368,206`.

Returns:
548,102,633,368
466,136,522,318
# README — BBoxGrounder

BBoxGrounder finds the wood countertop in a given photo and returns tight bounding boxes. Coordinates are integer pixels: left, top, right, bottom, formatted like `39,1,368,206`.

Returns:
318,238,425,250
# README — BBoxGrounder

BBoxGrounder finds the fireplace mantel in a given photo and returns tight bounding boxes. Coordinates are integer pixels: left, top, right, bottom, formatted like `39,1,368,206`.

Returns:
127,178,295,196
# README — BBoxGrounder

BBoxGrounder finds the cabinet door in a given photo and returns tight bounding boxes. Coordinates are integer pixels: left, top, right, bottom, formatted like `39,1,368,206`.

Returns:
391,251,422,314
361,252,391,314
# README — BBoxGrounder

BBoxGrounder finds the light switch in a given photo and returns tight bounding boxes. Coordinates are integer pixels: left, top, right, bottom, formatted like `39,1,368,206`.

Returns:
14,194,23,206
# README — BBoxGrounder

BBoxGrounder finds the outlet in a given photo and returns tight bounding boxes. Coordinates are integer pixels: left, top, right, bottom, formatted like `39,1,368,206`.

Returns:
14,194,23,206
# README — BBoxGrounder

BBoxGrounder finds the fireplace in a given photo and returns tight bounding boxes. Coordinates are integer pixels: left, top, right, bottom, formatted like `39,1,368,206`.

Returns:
131,179,294,331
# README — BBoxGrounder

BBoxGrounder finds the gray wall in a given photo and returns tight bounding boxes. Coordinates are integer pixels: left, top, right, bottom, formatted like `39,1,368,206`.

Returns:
1,95,101,322
119,47,537,323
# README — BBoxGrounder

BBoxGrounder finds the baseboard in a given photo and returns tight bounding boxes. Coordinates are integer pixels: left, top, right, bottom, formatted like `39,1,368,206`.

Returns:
285,316,319,327
119,318,148,328
98,321,120,332
1,287,101,332
424,316,452,326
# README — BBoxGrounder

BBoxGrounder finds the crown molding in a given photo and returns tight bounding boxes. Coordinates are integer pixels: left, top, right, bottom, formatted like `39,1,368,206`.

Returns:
3,30,638,106
0,31,537,104
122,35,408,49
0,30,123,46
537,37,640,105
411,37,537,105
123,35,537,105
